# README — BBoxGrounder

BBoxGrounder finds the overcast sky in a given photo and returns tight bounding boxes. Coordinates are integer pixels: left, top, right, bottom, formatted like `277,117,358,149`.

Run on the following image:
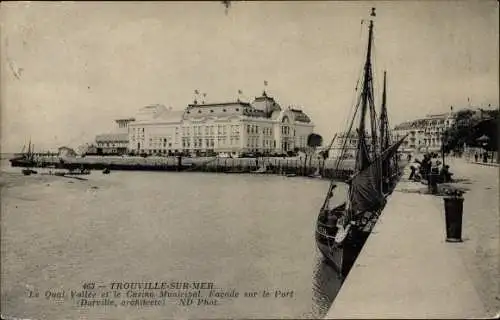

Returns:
1,1,498,152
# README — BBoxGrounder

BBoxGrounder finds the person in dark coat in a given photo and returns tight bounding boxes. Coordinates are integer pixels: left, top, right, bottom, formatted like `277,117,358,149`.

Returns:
439,165,453,183
409,164,416,180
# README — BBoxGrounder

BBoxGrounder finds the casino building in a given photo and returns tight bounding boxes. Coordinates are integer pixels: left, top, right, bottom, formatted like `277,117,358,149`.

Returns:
125,91,315,156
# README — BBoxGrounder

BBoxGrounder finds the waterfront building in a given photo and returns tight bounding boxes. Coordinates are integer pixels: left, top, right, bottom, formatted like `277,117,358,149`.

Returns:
127,91,315,156
328,131,375,159
393,111,456,153
95,118,135,155
128,105,184,155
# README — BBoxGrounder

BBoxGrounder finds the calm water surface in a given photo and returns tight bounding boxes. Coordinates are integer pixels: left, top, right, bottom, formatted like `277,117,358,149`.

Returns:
1,160,345,319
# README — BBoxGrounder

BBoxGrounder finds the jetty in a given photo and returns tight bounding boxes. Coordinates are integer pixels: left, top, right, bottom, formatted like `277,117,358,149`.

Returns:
325,157,498,318
11,155,359,180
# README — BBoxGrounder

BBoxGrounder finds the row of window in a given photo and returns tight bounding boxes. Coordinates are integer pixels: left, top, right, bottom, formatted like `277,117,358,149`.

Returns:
186,107,241,114
247,138,276,148
148,143,173,149
185,124,241,136
97,142,127,147
131,123,296,141
246,124,273,136
182,137,241,148
281,126,292,135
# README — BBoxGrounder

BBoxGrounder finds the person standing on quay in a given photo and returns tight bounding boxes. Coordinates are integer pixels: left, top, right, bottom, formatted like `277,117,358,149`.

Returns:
409,162,417,180
474,153,479,162
429,154,440,194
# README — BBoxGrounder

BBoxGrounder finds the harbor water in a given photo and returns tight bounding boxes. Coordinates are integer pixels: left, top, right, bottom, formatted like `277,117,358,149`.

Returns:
1,157,346,319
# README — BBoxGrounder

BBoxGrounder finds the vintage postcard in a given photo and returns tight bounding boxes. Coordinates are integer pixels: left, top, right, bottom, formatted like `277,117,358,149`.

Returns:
1,1,498,319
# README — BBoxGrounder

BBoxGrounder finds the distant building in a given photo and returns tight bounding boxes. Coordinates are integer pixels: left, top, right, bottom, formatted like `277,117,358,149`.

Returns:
127,91,315,156
128,105,184,155
328,131,375,159
393,112,456,153
95,118,135,155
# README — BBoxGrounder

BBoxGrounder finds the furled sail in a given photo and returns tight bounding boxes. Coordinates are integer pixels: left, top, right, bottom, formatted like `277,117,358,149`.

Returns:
355,130,371,172
349,134,408,214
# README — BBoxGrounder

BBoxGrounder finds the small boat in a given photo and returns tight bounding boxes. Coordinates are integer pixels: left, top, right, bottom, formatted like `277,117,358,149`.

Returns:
12,139,37,168
22,168,35,175
102,168,110,174
251,164,268,174
308,168,322,179
224,168,249,174
286,173,297,177
68,169,91,175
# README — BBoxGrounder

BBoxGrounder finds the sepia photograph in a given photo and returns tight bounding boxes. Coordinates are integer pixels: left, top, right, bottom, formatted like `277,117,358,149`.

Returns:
1,1,498,319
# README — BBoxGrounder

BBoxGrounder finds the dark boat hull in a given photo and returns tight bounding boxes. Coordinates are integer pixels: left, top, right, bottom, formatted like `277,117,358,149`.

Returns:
315,225,370,279
67,170,91,175
10,159,37,167
22,169,36,176
315,232,344,276
224,170,249,174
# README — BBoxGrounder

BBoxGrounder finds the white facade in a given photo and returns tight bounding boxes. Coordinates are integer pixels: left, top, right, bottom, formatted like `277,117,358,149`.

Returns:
393,112,456,153
128,105,183,155
127,92,315,156
95,118,134,154
328,131,375,159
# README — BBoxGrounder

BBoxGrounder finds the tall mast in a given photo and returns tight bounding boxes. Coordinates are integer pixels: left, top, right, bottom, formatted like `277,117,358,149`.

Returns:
380,71,388,152
356,8,376,172
380,71,391,184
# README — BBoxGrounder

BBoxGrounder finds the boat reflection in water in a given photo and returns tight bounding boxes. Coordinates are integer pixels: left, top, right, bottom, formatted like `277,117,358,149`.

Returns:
311,251,344,318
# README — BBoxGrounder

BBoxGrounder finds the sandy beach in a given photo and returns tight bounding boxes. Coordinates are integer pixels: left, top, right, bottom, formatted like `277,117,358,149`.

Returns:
1,166,343,319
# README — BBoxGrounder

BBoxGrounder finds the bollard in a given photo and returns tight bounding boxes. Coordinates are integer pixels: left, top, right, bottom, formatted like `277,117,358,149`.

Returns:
429,169,439,194
443,195,464,242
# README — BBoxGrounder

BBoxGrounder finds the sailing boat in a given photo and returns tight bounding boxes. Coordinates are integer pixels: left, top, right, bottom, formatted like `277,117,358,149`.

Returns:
10,139,38,174
315,8,408,278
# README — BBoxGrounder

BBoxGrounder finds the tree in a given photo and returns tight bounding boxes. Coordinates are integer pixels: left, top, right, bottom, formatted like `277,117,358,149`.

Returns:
307,133,323,148
305,133,323,171
443,108,498,153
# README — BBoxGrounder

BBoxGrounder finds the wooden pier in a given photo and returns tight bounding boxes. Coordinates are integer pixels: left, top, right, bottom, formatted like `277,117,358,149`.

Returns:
11,155,356,180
